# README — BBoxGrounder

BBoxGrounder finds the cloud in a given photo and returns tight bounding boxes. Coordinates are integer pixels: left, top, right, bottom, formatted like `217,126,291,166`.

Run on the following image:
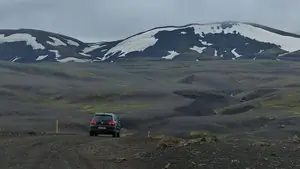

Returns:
0,0,299,42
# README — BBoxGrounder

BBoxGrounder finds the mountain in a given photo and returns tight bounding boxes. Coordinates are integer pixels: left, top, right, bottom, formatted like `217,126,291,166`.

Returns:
1,21,300,63
0,29,92,63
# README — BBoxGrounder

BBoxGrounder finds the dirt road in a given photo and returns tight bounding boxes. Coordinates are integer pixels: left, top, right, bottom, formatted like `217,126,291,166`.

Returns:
0,135,92,169
2,133,300,169
0,135,119,169
0,133,159,169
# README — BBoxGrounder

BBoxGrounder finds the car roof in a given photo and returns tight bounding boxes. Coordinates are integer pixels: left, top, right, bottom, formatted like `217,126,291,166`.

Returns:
94,112,115,116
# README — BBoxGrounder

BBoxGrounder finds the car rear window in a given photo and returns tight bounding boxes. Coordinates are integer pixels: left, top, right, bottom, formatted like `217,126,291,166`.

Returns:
93,115,112,121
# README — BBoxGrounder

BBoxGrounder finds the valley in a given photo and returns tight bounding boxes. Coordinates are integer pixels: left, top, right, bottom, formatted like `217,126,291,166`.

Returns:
1,60,300,168
1,59,300,139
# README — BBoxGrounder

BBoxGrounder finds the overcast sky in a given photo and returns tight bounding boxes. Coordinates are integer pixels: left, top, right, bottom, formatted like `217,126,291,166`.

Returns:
0,0,299,42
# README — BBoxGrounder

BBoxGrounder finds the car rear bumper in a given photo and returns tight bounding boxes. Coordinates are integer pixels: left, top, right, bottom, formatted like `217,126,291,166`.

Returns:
89,126,118,134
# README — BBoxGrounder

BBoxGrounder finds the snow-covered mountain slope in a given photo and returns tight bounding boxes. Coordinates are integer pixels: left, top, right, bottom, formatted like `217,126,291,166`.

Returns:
96,21,300,61
1,21,300,63
0,29,94,63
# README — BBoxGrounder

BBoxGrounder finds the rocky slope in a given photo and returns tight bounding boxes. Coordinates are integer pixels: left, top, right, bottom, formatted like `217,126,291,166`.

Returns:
1,21,300,63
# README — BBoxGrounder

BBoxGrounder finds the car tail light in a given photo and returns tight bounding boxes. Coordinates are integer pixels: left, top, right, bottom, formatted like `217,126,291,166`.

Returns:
89,120,97,125
108,120,116,126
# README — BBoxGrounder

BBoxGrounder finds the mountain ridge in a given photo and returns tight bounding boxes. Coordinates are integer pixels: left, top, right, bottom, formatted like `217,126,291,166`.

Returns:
0,21,300,63
123,21,300,40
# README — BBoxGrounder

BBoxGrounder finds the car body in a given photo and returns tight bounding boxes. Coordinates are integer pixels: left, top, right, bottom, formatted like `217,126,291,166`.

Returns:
89,112,122,137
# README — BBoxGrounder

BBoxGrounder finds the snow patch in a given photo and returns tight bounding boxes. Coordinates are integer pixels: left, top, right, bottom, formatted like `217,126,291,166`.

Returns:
162,51,179,60
258,50,264,53
49,50,61,58
231,48,242,58
10,56,21,62
66,39,79,46
278,52,289,57
199,39,212,46
79,52,91,57
57,57,90,63
47,36,67,46
214,50,218,56
180,31,187,34
82,44,105,53
192,23,300,52
0,33,45,50
36,55,48,61
103,27,177,60
190,46,206,54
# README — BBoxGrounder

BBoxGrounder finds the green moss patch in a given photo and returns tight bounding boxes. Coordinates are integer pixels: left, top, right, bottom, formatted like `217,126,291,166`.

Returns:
81,101,150,113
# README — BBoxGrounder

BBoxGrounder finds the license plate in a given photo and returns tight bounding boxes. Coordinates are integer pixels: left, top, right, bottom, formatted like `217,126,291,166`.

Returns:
98,127,106,129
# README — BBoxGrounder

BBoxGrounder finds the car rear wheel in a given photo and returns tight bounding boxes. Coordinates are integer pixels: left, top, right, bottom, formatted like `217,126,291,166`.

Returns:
89,132,94,136
112,131,120,138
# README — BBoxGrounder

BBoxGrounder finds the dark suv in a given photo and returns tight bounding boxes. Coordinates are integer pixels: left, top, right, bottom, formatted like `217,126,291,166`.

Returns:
89,113,121,137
